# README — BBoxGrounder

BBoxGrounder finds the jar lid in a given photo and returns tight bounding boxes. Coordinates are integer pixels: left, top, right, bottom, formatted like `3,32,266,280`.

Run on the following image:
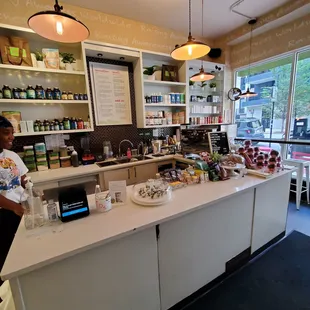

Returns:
35,143,46,146
23,145,34,149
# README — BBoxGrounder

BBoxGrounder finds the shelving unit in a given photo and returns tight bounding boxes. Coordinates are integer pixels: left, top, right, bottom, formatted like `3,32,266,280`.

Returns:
187,60,226,126
134,51,189,128
14,129,92,137
0,99,89,104
0,23,93,136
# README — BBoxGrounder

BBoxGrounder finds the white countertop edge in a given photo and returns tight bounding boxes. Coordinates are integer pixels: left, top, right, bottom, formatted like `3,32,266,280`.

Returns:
1,169,294,280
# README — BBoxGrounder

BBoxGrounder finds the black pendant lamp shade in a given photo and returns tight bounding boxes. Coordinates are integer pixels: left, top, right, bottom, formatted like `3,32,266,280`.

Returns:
28,0,90,43
240,19,257,99
190,65,214,82
171,0,210,60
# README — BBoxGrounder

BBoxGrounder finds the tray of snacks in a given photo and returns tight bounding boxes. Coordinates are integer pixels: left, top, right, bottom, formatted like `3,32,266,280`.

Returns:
131,179,172,206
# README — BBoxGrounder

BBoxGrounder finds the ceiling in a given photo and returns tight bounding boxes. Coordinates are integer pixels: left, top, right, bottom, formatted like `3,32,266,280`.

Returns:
63,0,291,39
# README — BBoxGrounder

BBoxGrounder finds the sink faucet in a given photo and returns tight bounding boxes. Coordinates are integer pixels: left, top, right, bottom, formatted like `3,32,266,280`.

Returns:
118,139,134,156
137,141,144,155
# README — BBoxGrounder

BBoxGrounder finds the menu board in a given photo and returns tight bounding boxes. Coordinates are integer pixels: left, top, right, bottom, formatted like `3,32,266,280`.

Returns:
90,62,132,126
208,131,230,155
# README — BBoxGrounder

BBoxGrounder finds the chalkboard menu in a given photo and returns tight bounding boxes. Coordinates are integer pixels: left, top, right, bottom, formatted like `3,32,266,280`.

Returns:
208,131,230,155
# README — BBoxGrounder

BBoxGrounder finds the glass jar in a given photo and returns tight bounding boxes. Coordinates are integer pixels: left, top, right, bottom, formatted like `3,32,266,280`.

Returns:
78,93,84,100
50,121,55,131
26,85,35,99
53,87,61,100
59,122,64,130
63,117,70,130
44,119,50,131
83,93,88,100
45,87,53,100
70,117,77,130
61,91,68,100
0,90,3,99
54,119,60,131
12,88,20,99
67,91,74,100
39,121,45,131
34,120,40,132
2,85,12,99
35,85,45,99
73,93,79,100
19,88,27,99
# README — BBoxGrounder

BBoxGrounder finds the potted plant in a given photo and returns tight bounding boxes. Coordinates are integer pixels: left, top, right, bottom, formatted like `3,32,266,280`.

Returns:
35,51,45,69
143,65,162,80
199,81,207,91
210,82,217,92
60,52,76,71
189,80,195,90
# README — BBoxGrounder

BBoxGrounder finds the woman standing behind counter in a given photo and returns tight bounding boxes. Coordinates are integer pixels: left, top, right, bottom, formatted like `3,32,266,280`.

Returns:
0,116,28,288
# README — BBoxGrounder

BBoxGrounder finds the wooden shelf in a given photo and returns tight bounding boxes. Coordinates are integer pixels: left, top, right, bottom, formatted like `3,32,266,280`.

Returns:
190,112,221,115
14,129,93,137
0,64,85,75
145,104,186,107
0,99,88,104
184,123,231,126
144,124,181,128
144,80,186,86
190,101,221,104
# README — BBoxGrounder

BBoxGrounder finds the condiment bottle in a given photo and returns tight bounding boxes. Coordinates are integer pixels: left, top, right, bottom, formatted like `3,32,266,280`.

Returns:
26,85,35,99
35,85,45,99
54,119,60,131
44,119,50,131
71,149,79,167
2,85,12,99
45,87,53,100
20,88,27,99
67,91,73,100
63,117,70,130
12,88,20,99
53,87,61,100
61,91,68,100
77,118,84,129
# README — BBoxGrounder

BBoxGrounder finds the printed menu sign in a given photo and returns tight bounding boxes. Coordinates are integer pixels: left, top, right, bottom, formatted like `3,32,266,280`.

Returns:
90,62,132,126
208,131,230,155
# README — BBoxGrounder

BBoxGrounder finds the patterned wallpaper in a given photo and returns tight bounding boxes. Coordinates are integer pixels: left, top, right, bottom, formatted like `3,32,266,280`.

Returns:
12,57,175,156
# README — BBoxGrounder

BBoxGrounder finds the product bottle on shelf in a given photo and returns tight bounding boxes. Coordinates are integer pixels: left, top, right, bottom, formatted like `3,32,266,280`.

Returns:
47,199,58,222
71,149,79,167
95,184,101,211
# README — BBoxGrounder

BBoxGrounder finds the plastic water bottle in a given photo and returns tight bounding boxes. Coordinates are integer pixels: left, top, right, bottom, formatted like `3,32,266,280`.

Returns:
47,199,58,222
95,184,101,209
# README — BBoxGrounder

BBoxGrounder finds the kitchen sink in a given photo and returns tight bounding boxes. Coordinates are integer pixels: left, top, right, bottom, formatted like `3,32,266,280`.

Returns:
151,153,166,157
96,161,118,167
115,155,152,164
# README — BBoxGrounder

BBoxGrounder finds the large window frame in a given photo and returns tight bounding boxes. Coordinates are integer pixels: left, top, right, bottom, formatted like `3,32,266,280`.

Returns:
233,46,310,159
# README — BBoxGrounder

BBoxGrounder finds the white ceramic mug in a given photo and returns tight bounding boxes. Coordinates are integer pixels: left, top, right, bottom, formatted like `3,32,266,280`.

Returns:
96,193,112,213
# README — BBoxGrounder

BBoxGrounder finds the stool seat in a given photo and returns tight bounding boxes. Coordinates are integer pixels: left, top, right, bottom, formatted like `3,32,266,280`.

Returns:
283,159,310,210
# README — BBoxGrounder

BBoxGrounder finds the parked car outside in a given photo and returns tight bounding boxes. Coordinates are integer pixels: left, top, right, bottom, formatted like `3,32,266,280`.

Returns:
236,118,265,140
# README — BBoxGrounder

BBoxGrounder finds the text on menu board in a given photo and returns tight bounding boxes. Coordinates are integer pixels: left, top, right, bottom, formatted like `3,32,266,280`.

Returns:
208,131,230,155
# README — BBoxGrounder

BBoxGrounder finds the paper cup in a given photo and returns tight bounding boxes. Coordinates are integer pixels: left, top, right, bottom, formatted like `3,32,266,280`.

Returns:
96,194,112,213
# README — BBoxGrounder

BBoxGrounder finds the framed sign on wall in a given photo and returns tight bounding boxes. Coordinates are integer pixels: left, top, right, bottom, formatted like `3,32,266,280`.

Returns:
90,62,132,126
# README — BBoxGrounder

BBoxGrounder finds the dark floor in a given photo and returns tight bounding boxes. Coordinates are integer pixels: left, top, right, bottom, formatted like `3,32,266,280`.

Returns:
286,201,310,236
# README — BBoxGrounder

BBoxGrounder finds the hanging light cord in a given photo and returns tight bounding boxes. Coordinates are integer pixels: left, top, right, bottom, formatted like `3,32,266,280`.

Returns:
54,0,63,12
248,23,253,76
189,0,192,36
201,0,204,68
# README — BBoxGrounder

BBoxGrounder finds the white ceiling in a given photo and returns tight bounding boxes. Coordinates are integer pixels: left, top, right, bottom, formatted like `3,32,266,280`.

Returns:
63,0,291,39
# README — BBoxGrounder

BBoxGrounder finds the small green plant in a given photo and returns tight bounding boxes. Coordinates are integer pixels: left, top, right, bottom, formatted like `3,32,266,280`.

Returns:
60,52,76,64
143,65,161,75
210,152,222,163
209,82,217,89
35,51,43,61
189,80,195,86
199,81,207,88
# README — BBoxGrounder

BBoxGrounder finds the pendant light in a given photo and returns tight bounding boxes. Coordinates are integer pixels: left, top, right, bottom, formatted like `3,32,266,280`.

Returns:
240,19,258,98
28,0,90,43
190,0,214,82
171,0,211,60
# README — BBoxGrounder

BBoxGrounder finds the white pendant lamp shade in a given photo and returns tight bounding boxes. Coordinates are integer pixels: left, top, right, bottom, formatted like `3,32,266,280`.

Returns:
28,1,89,43
171,0,210,61
171,36,211,61
190,66,214,82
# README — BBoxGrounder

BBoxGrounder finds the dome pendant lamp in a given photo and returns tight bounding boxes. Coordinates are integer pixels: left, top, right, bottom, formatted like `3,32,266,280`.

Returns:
240,19,258,98
171,0,211,60
28,0,90,43
190,0,214,82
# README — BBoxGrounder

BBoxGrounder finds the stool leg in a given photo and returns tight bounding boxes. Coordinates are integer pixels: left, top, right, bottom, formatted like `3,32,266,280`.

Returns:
306,166,310,204
296,166,303,210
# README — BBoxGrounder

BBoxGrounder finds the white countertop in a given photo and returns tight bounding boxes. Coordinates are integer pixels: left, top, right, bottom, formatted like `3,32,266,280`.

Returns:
1,169,293,281
29,155,191,184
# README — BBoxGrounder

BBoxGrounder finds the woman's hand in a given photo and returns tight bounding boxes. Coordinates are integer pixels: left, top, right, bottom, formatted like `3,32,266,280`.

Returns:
13,203,24,217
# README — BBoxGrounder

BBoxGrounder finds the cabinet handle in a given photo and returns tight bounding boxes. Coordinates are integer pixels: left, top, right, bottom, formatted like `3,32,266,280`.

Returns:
128,169,130,179
134,167,137,178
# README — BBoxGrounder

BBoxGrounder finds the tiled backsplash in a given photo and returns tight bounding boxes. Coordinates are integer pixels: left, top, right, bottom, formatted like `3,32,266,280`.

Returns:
12,57,175,155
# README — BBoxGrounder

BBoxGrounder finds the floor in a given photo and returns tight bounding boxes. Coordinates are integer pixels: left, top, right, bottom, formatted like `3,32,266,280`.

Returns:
286,200,310,236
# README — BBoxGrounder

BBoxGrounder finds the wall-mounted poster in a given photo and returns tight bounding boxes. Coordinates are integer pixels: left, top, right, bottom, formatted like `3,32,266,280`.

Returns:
89,62,132,126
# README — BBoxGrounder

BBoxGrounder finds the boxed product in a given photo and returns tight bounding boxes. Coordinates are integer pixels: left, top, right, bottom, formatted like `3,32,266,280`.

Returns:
42,48,59,69
2,111,21,133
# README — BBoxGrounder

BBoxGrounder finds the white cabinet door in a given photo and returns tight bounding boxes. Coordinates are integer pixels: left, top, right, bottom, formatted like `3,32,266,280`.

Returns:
158,190,254,310
17,228,160,310
133,163,157,183
99,168,132,190
251,173,291,254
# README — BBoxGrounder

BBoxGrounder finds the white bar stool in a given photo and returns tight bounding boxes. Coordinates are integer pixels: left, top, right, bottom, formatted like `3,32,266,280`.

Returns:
283,159,310,210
